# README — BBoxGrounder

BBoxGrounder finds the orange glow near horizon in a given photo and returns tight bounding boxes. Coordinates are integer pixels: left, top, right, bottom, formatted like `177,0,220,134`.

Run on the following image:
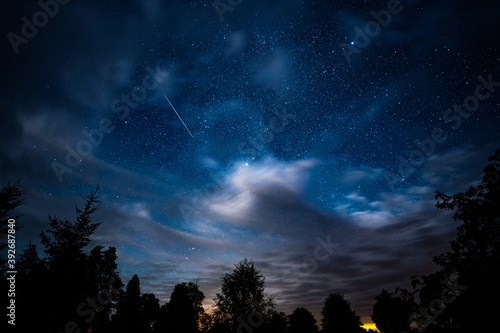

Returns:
362,323,379,331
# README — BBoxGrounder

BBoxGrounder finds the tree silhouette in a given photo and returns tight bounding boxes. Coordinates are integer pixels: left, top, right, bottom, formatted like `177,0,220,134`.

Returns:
81,245,122,332
0,179,24,223
39,185,104,312
113,274,144,333
434,149,500,276
372,289,413,333
384,149,500,332
0,180,24,332
13,186,122,333
40,186,102,265
30,186,123,333
287,307,318,333
321,293,363,333
208,317,232,333
6,151,498,333
7,241,52,333
141,293,160,332
214,258,275,331
429,148,500,331
261,311,287,333
198,312,214,332
156,282,205,333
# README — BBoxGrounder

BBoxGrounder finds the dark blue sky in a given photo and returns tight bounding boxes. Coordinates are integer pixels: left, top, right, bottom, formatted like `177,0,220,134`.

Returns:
1,0,499,325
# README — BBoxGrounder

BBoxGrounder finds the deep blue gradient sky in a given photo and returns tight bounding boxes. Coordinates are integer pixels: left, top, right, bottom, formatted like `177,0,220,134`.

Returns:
1,0,500,325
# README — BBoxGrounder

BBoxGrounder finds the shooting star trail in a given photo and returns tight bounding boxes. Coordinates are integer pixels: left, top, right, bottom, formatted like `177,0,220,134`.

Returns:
164,95,194,138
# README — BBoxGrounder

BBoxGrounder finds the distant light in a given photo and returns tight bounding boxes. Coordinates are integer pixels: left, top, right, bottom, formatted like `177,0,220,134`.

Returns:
351,41,355,45
245,163,248,166
362,323,379,331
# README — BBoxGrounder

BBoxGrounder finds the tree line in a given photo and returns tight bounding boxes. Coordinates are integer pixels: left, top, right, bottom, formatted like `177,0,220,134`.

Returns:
371,149,500,333
1,149,498,332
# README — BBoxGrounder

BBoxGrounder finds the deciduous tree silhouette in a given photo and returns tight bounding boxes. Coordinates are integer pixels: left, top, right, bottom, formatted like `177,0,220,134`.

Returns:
384,149,500,332
262,311,287,333
372,289,413,333
208,317,232,333
321,293,363,333
156,282,205,333
287,307,318,333
214,258,275,331
429,148,500,331
434,149,500,276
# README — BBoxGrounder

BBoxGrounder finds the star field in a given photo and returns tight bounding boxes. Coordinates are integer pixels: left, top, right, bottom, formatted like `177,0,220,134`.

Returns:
1,0,499,325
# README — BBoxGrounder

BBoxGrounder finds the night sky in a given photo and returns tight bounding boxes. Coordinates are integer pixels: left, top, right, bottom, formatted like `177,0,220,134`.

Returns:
1,0,499,326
